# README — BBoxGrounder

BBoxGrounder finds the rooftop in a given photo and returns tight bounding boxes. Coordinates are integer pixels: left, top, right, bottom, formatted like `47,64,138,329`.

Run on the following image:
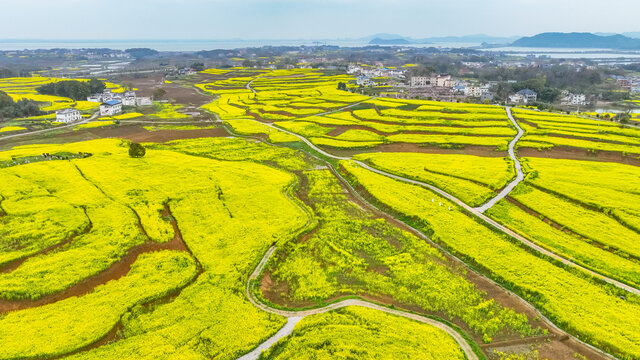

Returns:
102,100,122,106
56,108,80,114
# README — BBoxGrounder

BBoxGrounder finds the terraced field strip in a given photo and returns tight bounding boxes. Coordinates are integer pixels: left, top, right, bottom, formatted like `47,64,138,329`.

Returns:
258,120,640,296
475,107,524,213
243,246,479,360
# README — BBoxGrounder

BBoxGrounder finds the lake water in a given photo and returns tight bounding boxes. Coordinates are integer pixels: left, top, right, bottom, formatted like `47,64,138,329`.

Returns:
1,40,640,60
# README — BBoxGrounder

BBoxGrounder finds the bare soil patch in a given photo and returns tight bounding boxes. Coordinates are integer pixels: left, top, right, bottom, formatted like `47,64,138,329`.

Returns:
326,142,507,158
518,146,640,166
115,74,213,107
0,204,190,313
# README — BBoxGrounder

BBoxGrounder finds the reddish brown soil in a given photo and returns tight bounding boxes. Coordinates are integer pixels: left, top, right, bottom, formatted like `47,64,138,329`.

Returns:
325,124,508,138
0,204,189,313
115,74,213,107
518,146,640,166
124,128,228,143
85,124,229,143
325,142,508,158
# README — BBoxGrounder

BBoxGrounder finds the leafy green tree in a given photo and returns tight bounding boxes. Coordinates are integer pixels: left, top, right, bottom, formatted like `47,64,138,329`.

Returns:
128,142,146,158
191,62,205,71
152,88,167,100
87,78,106,94
337,82,347,91
36,80,105,101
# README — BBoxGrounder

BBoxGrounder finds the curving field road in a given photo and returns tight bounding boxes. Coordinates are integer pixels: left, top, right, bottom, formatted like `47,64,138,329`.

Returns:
257,118,640,297
240,245,480,360
474,107,525,213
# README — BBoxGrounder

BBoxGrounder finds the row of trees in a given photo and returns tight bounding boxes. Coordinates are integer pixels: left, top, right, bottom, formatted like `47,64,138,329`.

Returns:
0,91,42,120
36,79,106,101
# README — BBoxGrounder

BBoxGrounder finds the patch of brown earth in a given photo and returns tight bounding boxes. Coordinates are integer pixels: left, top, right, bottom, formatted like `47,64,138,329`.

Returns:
78,124,228,143
325,142,507,158
0,203,190,313
518,146,640,166
115,74,213,107
124,128,228,143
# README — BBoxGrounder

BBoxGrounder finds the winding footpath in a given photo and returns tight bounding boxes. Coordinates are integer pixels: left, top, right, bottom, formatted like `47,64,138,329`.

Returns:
474,107,525,213
239,246,480,360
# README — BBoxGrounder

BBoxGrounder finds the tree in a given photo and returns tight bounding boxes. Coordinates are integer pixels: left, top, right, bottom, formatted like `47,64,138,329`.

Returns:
36,80,105,101
191,62,205,71
87,78,106,94
152,88,167,100
337,82,347,91
125,48,159,58
128,142,146,158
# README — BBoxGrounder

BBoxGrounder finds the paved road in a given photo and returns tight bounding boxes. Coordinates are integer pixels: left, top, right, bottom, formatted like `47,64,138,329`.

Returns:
258,120,640,296
0,111,98,142
241,245,480,360
475,107,525,213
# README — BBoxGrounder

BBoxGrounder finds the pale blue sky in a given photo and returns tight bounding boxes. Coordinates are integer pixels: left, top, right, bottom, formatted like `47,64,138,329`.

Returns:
1,0,638,40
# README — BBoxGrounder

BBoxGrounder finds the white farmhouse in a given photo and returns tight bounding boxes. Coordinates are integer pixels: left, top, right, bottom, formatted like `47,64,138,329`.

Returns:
410,76,429,87
561,93,588,106
100,100,122,116
510,89,537,104
55,108,82,123
430,74,451,87
122,91,137,106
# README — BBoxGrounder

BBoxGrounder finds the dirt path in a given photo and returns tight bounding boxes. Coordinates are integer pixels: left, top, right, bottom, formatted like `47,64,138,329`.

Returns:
0,203,190,313
242,245,480,360
474,107,525,213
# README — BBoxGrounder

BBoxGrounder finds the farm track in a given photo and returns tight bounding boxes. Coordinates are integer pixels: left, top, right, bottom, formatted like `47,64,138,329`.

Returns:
474,107,525,213
242,245,480,360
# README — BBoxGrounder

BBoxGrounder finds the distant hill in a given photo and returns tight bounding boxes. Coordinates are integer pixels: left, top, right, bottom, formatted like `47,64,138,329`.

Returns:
419,34,518,44
368,37,412,45
512,32,640,49
358,33,407,42
362,34,515,45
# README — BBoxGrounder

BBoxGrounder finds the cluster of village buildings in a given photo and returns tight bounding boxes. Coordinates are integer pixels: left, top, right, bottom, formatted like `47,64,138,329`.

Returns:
55,89,152,123
613,75,640,94
408,74,496,102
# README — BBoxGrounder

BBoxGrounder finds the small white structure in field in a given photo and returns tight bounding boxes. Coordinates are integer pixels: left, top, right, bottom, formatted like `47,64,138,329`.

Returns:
438,202,442,206
448,206,451,211
100,100,122,116
55,108,82,123
135,97,152,106
87,94,102,102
